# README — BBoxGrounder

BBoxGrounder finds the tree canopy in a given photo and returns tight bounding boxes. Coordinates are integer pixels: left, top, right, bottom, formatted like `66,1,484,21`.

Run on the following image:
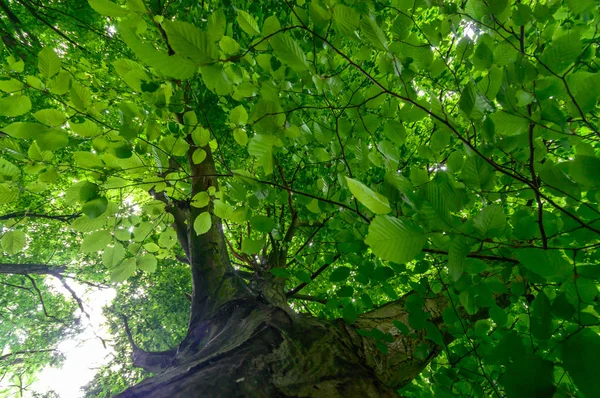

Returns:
0,0,599,396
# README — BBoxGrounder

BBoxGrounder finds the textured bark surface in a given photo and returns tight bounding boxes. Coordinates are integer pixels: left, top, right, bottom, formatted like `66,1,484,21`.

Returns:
116,291,453,398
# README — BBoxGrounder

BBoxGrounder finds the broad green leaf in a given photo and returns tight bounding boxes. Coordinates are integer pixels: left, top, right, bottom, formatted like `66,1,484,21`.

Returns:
103,243,125,268
230,105,248,125
1,230,26,255
530,292,552,341
448,236,468,281
233,128,248,146
33,109,67,127
0,78,23,92
489,111,529,136
561,328,600,397
111,258,136,282
191,191,210,208
207,10,226,41
193,212,212,235
250,215,275,233
1,123,47,139
137,254,157,273
270,34,309,72
473,205,506,237
118,23,197,80
333,5,359,36
500,355,555,398
88,0,130,17
82,230,112,253
200,64,232,95
0,95,31,116
248,134,278,175
70,82,92,112
82,197,108,219
365,216,426,264
241,238,265,255
0,184,19,204
329,267,351,282
570,155,600,188
360,14,387,51
541,31,581,74
192,148,207,164
48,71,71,95
262,15,281,37
38,48,61,79
345,177,391,214
162,21,216,64
515,249,571,281
237,10,260,36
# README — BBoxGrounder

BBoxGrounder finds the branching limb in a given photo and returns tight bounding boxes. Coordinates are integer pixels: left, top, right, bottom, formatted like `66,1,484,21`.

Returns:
121,314,177,373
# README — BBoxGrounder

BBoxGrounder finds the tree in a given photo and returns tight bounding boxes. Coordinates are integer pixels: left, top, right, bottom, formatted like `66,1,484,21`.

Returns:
0,0,599,396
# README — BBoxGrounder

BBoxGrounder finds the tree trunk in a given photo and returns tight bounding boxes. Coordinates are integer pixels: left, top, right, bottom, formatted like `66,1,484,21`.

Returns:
115,289,452,398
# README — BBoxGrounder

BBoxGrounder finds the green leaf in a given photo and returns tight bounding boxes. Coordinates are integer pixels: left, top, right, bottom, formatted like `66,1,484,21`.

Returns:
250,215,275,233
360,14,387,51
192,148,207,164
82,230,112,253
343,303,357,324
0,95,31,117
88,0,129,17
230,105,248,125
473,205,506,237
1,230,26,255
233,128,248,146
561,328,600,397
365,216,426,264
345,177,391,214
329,267,351,282
570,155,600,188
82,197,108,219
262,15,281,37
237,10,260,36
111,258,136,282
248,134,278,175
541,31,581,74
207,10,226,41
103,243,125,268
33,109,67,127
38,48,61,79
200,64,232,95
270,268,291,278
500,355,555,398
448,236,468,281
162,21,216,64
515,249,571,281
333,5,359,36
70,82,92,112
530,292,552,341
489,111,529,136
191,191,210,208
0,184,19,204
118,22,197,80
270,34,309,72
193,212,212,235
137,254,157,273
241,238,265,255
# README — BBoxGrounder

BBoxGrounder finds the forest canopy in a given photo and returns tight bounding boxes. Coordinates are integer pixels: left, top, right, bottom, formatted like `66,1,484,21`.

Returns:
0,0,599,397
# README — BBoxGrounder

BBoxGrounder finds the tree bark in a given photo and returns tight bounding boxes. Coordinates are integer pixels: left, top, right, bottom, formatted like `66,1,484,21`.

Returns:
115,289,455,397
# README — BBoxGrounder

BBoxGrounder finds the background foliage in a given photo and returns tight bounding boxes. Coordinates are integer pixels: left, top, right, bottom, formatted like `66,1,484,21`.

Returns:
0,0,599,396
